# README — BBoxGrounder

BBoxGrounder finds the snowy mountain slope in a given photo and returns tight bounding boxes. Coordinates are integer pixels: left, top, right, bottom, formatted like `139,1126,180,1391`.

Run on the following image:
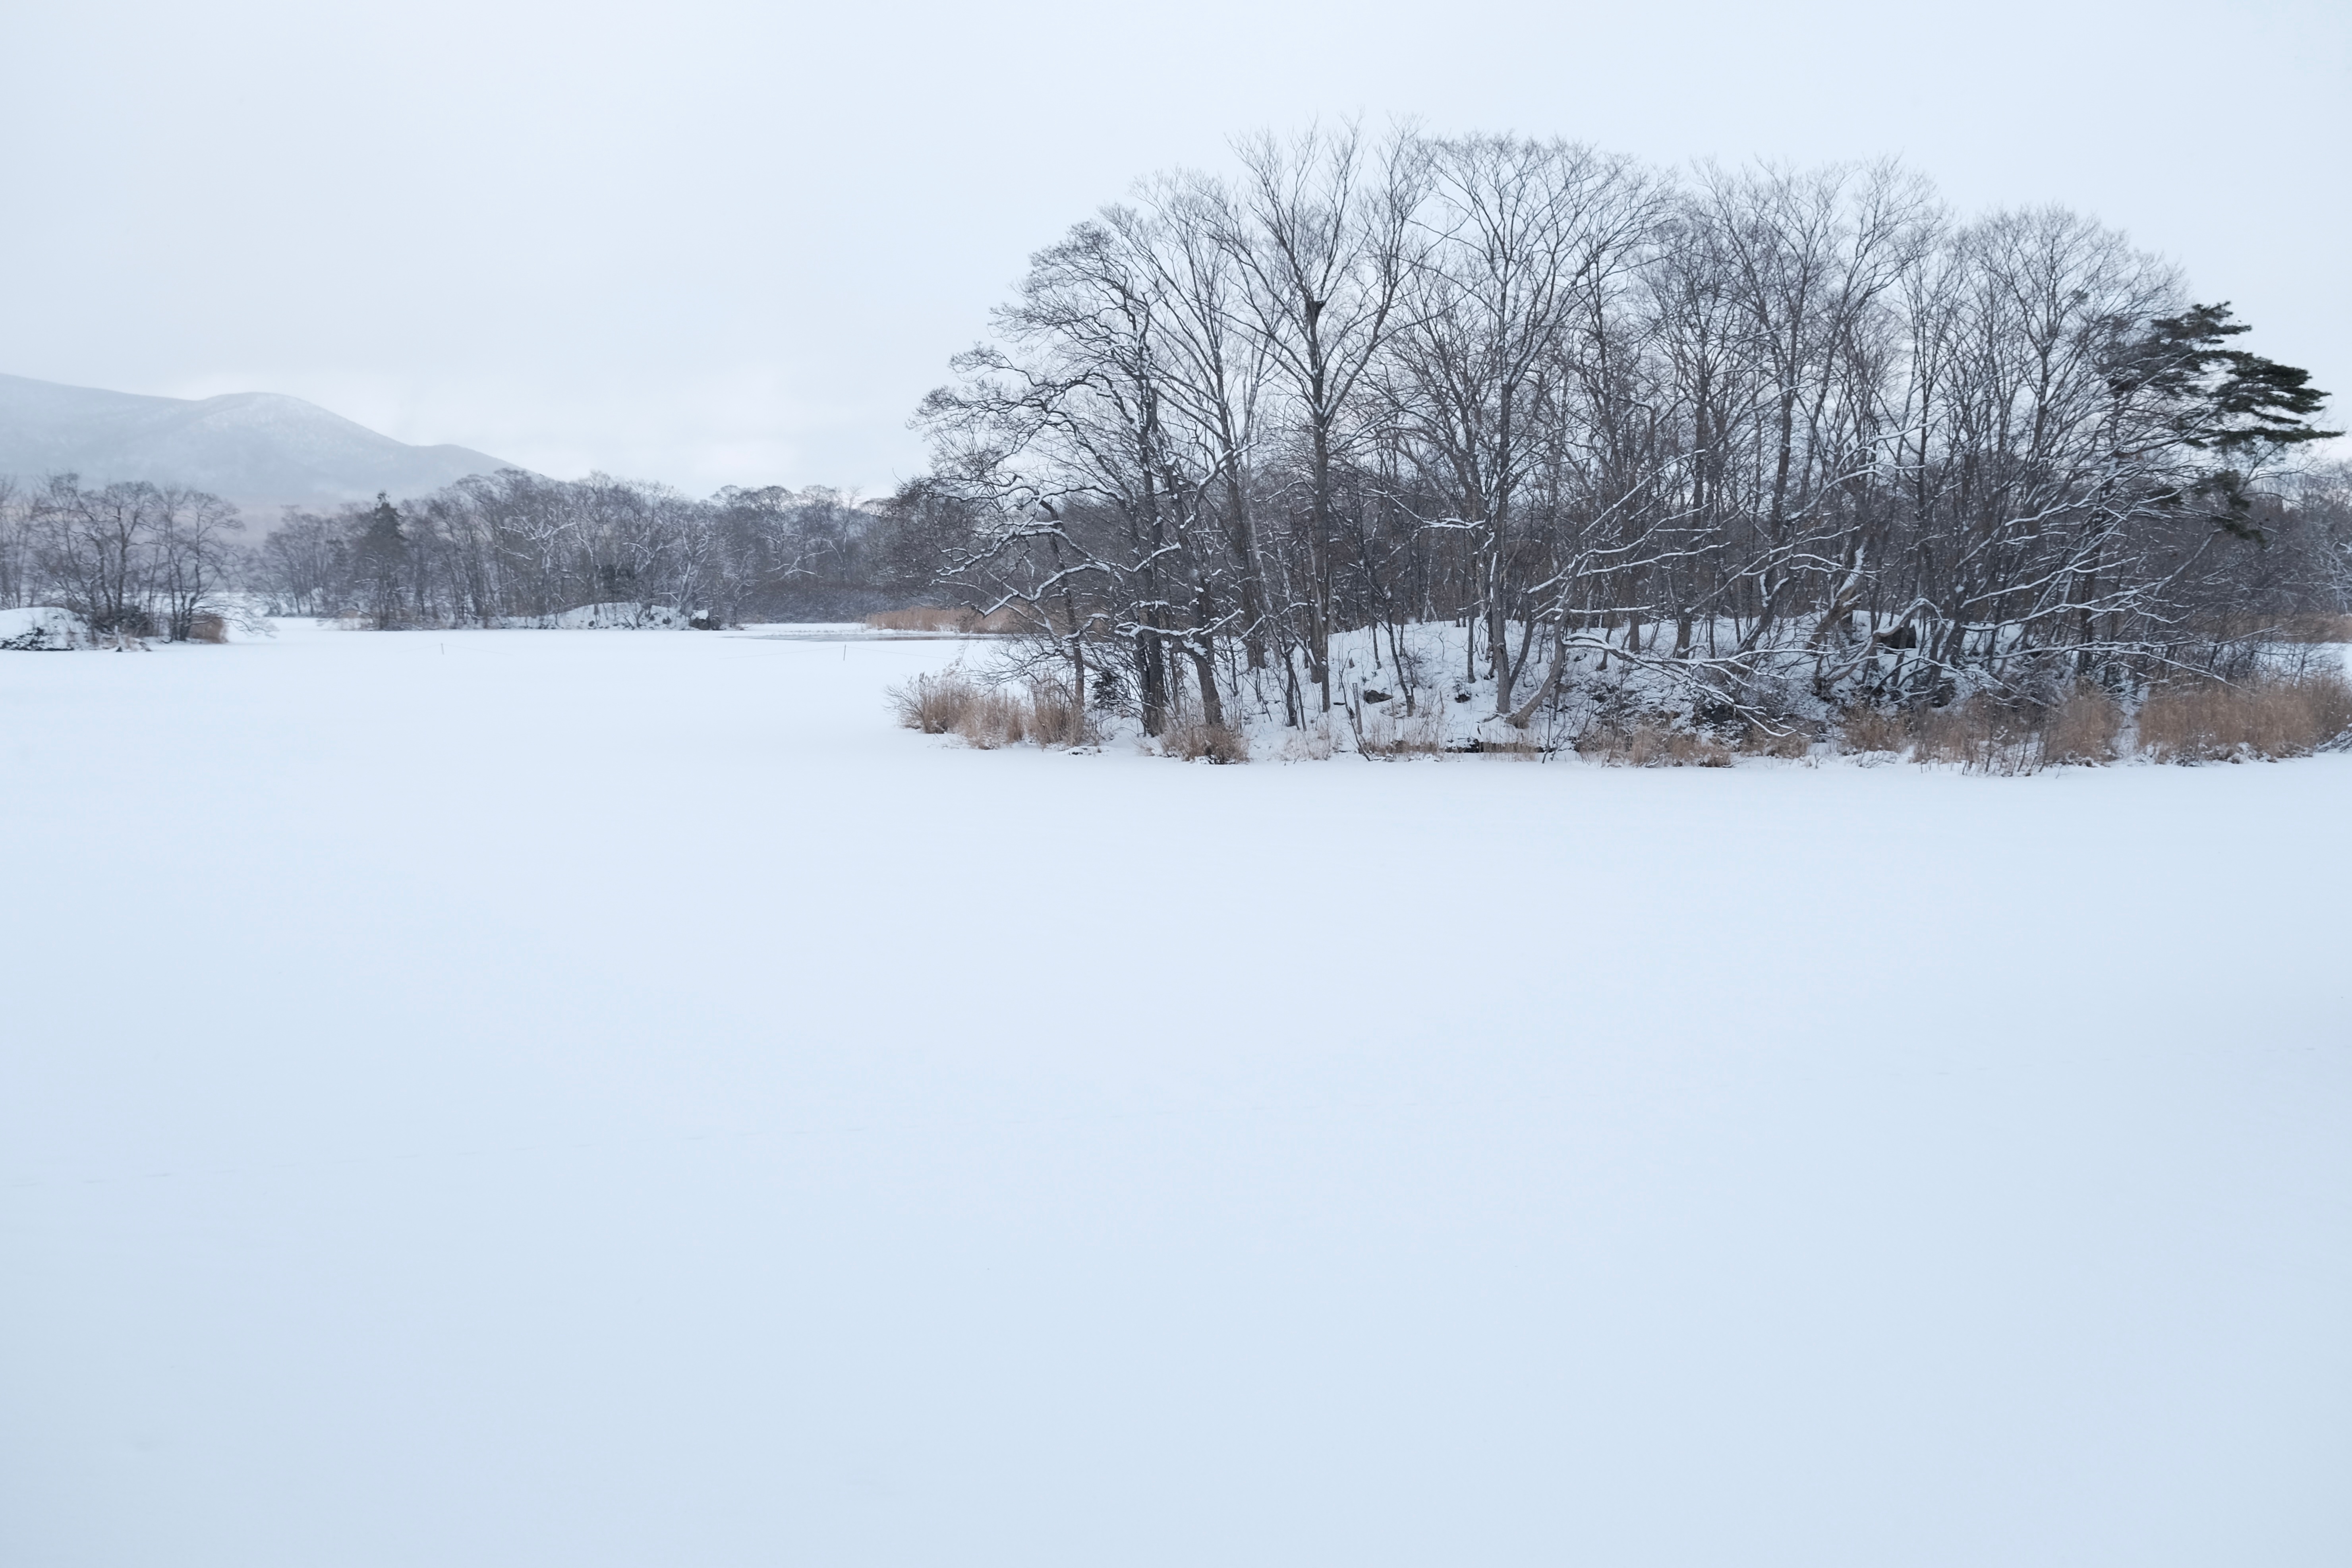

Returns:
0,371,517,515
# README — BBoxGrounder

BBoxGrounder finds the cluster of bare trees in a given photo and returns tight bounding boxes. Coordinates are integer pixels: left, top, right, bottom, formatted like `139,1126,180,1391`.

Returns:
252,471,912,627
910,128,2344,736
0,475,244,639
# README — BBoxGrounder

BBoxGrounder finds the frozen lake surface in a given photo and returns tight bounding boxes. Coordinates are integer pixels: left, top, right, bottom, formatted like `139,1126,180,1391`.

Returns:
4,622,2348,1567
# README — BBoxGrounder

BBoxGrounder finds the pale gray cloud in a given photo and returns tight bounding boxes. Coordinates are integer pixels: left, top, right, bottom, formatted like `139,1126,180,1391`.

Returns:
4,0,2344,495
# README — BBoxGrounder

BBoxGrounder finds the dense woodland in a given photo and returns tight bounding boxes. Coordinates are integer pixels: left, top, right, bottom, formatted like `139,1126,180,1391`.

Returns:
906,130,2349,737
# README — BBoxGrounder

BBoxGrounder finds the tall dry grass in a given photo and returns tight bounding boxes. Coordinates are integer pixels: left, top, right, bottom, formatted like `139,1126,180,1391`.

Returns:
1277,723,1337,762
1160,723,1251,763
865,606,1023,634
887,671,1095,749
1735,723,1813,760
1835,672,2350,770
1837,686,2121,772
1025,681,1090,747
887,670,977,733
1908,699,2021,771
1355,706,1448,758
1838,706,1909,755
2042,686,2124,764
952,688,1027,749
2136,670,2352,762
893,663,2352,768
1573,722,1731,767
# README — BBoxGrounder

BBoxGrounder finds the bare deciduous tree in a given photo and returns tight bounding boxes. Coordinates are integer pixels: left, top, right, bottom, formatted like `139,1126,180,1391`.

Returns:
903,132,2341,744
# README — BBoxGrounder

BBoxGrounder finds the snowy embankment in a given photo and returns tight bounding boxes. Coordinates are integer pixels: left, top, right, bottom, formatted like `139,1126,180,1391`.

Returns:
0,604,97,649
494,601,698,629
931,618,2352,768
2,619,2346,1568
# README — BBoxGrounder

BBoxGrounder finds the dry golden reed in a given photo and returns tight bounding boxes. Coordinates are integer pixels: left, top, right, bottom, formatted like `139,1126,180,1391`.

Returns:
1838,706,1909,755
1025,681,1090,747
887,671,1095,749
1354,707,1448,758
1735,723,1811,760
1574,723,1730,767
1160,723,1251,763
865,606,1023,634
2041,686,2124,764
886,670,978,733
893,664,2352,768
1835,673,2336,770
2136,671,2352,762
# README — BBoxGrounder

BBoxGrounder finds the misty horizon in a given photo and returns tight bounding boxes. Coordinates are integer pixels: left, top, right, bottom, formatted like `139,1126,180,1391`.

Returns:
3,0,2344,497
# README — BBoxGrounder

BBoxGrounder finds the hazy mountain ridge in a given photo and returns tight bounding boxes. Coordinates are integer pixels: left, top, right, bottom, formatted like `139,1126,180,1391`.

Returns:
0,372,518,516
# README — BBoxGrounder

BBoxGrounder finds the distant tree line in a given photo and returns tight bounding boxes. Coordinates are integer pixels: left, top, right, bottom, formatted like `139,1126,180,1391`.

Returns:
1,468,933,632
252,472,926,627
907,128,2348,734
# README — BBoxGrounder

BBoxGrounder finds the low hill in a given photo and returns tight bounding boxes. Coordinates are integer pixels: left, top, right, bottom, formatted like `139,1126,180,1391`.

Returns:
0,371,518,517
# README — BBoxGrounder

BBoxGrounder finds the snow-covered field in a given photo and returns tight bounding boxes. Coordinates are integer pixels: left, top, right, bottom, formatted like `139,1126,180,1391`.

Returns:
4,621,2348,1568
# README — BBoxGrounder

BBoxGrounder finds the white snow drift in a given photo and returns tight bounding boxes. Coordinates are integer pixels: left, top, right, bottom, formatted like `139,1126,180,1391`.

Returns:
2,621,2346,1568
503,600,698,630
0,604,96,649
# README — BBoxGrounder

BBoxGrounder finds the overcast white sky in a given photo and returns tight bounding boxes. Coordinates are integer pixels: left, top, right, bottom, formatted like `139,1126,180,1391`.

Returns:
2,0,2344,496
